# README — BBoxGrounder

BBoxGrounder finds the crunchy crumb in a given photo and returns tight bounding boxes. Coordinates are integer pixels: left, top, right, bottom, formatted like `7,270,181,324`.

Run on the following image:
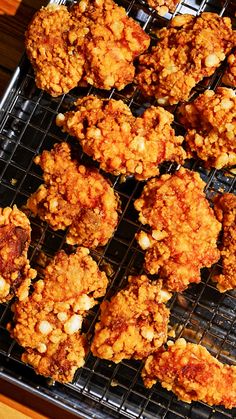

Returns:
142,338,236,408
25,0,150,96
56,96,186,181
136,13,235,104
213,193,236,292
134,168,221,292
9,247,108,383
178,88,236,169
146,0,180,16
91,275,171,363
222,51,236,88
0,205,36,303
26,142,119,248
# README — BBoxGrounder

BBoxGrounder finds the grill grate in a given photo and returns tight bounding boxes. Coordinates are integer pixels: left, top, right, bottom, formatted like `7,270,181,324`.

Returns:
0,0,236,418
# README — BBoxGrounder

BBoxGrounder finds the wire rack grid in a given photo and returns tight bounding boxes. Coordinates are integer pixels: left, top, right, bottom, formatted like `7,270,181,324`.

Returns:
0,0,236,418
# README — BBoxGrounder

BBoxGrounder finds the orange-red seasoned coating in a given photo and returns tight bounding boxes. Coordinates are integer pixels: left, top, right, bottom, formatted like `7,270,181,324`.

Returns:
91,275,171,363
56,96,186,181
135,168,221,292
213,193,236,292
0,206,36,303
179,88,236,169
9,247,108,383
222,52,236,88
25,0,150,96
136,13,235,105
26,142,119,248
146,0,180,16
142,338,236,408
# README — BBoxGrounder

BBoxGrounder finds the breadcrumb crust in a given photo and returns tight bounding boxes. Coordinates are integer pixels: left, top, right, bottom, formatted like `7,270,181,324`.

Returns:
142,338,236,408
56,95,186,181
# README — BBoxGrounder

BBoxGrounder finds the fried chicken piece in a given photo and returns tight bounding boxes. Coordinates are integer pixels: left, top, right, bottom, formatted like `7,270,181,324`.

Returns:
212,193,236,292
0,206,36,303
136,13,235,105
26,142,119,248
56,96,186,181
135,168,221,292
91,275,171,363
146,0,180,16
25,1,150,96
9,247,108,383
222,52,236,88
142,338,236,408
179,88,236,169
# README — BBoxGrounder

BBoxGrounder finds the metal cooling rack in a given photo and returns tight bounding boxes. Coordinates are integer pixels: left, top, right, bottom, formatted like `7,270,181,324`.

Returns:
0,0,236,418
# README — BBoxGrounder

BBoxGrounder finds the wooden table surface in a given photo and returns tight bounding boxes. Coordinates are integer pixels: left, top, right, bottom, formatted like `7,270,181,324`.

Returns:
0,0,47,97
0,3,81,417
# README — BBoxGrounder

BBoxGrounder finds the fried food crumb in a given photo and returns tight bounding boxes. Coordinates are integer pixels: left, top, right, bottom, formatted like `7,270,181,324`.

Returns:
213,193,236,292
9,247,108,383
142,338,236,408
0,205,36,303
136,13,235,105
222,52,236,88
56,96,186,181
26,142,119,248
146,0,180,16
135,168,221,292
25,0,150,96
91,275,171,363
178,88,236,169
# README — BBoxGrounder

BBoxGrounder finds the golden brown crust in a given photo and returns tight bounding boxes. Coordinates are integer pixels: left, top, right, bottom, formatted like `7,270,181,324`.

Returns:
222,52,236,88
91,275,171,363
142,338,236,408
25,1,150,96
56,96,186,181
178,88,236,169
26,142,119,248
136,13,235,105
0,205,36,303
213,193,236,292
134,168,221,292
9,247,108,383
146,0,180,16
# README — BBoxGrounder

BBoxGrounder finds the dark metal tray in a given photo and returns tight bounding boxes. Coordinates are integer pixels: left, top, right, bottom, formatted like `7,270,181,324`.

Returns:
0,0,236,418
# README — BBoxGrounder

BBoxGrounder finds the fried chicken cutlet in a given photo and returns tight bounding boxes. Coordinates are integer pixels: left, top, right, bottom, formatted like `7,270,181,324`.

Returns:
56,96,186,181
146,0,180,16
213,193,236,292
91,275,171,363
25,0,150,96
136,13,235,105
142,338,236,408
9,247,108,383
178,88,236,169
222,52,236,88
135,168,221,292
26,142,119,248
0,206,36,303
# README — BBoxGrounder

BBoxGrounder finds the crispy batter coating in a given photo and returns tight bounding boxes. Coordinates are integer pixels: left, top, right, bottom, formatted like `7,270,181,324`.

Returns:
179,88,236,169
91,275,171,363
146,0,180,16
222,52,236,88
142,338,236,408
0,205,36,303
213,193,236,292
134,168,221,292
26,142,119,248
56,96,186,181
136,13,235,105
25,0,150,96
9,247,108,383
